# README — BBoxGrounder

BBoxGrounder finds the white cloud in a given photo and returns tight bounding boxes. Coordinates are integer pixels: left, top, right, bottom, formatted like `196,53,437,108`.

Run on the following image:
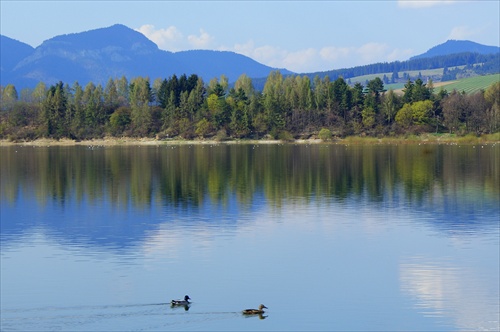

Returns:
232,40,257,56
282,48,318,70
136,24,183,51
398,0,456,8
233,40,415,73
233,41,288,68
356,42,390,63
448,26,480,40
187,29,214,49
387,48,415,62
135,24,415,73
136,25,215,51
319,46,353,62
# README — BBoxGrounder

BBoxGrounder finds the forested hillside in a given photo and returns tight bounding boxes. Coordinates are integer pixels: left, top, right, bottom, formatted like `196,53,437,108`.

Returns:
1,72,499,142
304,53,499,83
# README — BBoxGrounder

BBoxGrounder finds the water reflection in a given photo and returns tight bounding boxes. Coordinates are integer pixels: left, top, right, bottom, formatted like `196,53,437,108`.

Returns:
170,303,190,311
2,145,497,206
1,144,499,331
400,256,500,331
0,145,500,231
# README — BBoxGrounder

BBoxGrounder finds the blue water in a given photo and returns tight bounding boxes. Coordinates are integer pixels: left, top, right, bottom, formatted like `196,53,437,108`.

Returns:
1,144,499,331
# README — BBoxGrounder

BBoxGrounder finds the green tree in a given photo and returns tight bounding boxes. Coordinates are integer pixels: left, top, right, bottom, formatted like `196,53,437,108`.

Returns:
402,80,413,104
195,118,213,138
42,82,68,138
228,88,251,138
116,76,129,106
32,82,47,106
364,77,384,116
207,93,229,129
332,77,351,123
395,103,413,128
104,78,119,110
70,81,85,137
129,77,153,136
382,89,399,124
187,77,206,122
484,82,500,133
263,71,285,132
361,107,376,129
411,100,433,125
412,78,431,102
234,74,255,97
109,106,131,135
1,84,18,110
82,82,105,136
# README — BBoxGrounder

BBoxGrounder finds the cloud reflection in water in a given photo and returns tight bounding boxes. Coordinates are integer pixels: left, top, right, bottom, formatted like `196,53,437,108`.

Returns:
400,256,499,331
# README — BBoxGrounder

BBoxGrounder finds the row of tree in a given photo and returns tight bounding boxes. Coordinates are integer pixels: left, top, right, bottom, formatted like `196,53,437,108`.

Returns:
1,72,499,141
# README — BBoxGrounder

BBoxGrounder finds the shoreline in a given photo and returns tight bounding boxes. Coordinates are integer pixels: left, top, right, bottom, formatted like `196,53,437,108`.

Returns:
1,133,499,147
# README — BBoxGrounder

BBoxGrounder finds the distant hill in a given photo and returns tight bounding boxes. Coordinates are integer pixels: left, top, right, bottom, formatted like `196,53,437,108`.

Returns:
411,40,500,60
0,35,34,74
1,25,498,90
303,52,499,84
172,50,286,84
0,24,292,88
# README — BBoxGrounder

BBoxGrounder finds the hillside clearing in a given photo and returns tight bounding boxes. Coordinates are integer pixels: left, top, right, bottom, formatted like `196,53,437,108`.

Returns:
436,74,499,94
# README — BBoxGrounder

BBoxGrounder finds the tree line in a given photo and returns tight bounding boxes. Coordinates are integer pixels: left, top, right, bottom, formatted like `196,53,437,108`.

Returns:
1,72,499,141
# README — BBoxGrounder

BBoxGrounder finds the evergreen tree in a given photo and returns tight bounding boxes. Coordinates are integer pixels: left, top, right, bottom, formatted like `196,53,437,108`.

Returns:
42,82,68,138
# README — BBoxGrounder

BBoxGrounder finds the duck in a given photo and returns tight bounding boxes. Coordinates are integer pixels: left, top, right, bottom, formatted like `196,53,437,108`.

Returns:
242,304,267,315
171,295,191,306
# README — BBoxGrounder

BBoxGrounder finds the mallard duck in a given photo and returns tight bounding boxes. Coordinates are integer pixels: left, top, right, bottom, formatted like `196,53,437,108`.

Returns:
242,304,267,315
171,295,191,306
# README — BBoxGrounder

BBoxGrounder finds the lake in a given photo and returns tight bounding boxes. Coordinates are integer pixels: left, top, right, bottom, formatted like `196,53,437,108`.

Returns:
1,143,499,331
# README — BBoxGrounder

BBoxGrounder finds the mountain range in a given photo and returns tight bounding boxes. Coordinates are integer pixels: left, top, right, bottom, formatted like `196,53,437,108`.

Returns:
0,24,292,89
1,24,499,89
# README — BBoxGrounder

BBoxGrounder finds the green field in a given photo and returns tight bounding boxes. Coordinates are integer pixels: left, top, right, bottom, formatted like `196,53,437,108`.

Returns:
437,74,500,94
348,68,448,85
319,68,498,94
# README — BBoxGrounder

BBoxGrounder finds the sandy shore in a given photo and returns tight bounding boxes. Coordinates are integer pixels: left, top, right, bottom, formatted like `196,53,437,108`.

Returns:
1,134,498,147
0,137,292,146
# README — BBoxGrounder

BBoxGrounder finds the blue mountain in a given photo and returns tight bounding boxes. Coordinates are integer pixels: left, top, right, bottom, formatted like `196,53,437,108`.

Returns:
0,24,292,88
411,39,500,60
0,35,34,84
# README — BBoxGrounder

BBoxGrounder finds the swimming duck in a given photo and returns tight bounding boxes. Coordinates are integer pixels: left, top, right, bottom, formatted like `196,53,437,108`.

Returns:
171,295,191,306
242,304,267,315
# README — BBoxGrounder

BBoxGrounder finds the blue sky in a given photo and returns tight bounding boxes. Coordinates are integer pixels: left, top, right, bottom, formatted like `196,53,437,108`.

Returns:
1,1,499,73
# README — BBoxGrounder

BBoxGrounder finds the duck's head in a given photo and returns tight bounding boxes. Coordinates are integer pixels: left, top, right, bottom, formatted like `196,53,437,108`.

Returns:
184,295,191,301
259,304,267,310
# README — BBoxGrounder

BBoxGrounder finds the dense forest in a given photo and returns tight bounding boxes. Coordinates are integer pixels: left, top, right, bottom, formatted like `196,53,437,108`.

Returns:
0,71,499,142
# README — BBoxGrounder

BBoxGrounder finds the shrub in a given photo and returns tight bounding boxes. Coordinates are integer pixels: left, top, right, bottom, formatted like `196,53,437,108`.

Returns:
318,128,333,141
195,118,213,138
215,128,228,141
278,130,294,142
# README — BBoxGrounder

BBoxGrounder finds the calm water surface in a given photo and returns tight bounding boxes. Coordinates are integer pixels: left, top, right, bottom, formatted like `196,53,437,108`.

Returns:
1,144,499,331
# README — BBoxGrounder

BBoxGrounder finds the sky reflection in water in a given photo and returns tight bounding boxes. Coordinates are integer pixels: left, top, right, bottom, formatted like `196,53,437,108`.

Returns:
1,144,499,331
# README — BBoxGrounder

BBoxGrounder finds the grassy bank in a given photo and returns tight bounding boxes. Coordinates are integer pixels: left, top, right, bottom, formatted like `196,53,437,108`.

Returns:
341,133,500,145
